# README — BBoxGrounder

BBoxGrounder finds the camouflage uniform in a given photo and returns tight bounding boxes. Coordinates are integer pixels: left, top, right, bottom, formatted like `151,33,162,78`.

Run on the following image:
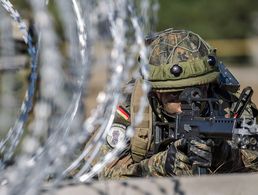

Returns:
94,29,258,179
98,100,169,179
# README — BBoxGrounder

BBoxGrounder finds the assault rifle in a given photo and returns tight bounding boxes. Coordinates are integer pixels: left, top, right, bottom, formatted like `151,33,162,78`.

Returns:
154,86,258,153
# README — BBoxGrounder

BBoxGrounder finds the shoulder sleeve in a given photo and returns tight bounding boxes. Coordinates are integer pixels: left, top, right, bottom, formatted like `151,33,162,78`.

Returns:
99,151,168,179
89,122,129,167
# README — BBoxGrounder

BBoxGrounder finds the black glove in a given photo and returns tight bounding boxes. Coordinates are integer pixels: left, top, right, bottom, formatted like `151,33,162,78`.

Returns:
212,140,258,173
212,140,232,168
165,138,213,176
165,138,192,176
188,138,214,168
211,139,243,173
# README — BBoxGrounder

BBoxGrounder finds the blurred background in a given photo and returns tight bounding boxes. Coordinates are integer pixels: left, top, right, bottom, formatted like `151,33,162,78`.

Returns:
2,0,258,118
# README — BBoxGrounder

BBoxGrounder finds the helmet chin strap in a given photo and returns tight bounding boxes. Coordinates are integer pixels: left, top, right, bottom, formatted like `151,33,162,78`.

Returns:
148,92,162,120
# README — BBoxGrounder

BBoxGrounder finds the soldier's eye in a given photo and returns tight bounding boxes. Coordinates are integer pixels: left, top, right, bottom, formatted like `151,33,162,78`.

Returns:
161,92,181,104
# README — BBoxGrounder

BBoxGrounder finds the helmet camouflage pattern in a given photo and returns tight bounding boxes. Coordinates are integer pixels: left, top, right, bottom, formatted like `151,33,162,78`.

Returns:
146,29,220,92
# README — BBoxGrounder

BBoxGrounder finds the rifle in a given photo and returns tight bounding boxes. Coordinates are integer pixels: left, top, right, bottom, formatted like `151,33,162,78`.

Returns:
153,86,258,173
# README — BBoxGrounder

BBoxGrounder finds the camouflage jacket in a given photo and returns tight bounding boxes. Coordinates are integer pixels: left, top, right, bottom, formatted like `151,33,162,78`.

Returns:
93,85,258,180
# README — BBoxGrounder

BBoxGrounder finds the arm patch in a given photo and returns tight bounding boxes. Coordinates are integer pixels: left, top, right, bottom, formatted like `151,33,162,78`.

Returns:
107,124,126,148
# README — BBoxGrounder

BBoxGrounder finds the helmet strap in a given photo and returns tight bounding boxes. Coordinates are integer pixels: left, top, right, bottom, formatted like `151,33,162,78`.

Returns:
148,92,177,122
148,92,163,121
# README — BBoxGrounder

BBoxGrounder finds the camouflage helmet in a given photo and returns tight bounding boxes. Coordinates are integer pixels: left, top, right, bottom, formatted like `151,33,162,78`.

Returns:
146,29,220,92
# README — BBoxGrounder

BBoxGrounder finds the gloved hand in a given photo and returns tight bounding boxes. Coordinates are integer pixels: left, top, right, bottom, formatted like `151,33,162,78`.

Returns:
211,139,232,168
212,140,258,173
165,138,213,176
164,138,191,176
188,138,214,168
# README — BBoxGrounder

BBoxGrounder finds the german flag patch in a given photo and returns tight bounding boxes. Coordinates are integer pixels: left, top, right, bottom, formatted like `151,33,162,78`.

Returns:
116,106,130,121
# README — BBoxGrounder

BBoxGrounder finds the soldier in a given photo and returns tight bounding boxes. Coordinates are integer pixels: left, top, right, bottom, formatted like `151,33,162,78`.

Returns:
95,29,258,179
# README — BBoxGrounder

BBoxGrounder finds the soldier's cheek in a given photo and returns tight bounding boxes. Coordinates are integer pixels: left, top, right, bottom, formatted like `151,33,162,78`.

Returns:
164,103,182,114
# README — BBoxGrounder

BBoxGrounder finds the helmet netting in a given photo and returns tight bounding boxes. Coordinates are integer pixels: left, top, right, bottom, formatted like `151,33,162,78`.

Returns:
148,29,212,66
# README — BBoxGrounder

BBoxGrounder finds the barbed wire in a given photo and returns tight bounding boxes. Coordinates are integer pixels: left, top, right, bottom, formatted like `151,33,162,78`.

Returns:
0,0,38,166
0,0,156,194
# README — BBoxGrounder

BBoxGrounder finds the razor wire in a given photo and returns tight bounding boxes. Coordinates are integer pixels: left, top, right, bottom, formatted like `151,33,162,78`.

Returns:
9,1,143,192
53,0,88,137
6,0,88,193
0,12,17,135
0,0,157,194
0,0,38,166
72,0,130,179
75,0,152,182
